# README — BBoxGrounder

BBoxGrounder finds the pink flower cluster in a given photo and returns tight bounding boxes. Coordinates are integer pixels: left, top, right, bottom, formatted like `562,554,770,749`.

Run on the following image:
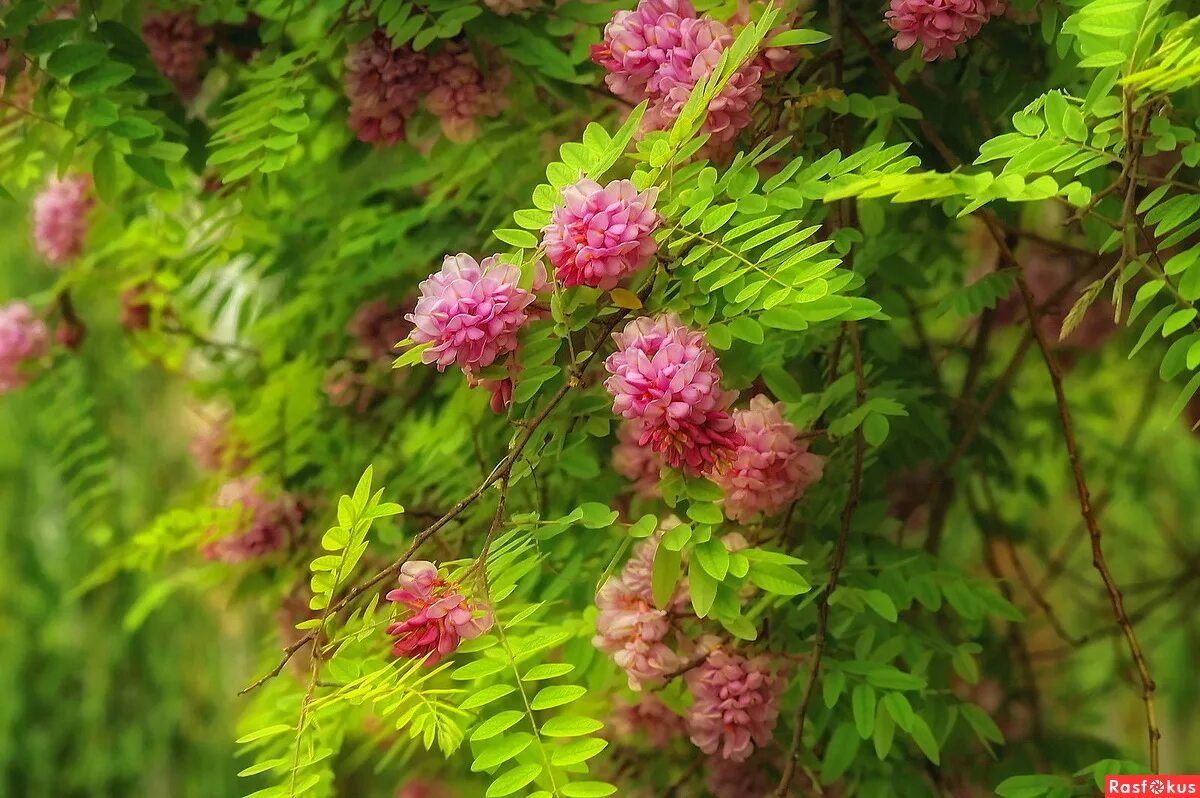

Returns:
604,314,742,475
592,0,763,151
0,301,49,393
142,10,213,98
613,419,662,498
424,42,508,143
344,35,507,146
398,779,455,798
32,175,93,266
716,396,825,522
203,476,302,563
885,0,1004,62
385,561,493,666
349,298,414,361
543,178,661,291
343,31,434,147
686,649,780,761
593,533,685,689
407,254,536,377
190,412,250,473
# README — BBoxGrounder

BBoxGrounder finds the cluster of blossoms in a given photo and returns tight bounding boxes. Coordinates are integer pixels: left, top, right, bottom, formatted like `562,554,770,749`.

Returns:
407,254,549,412
593,532,685,689
686,648,781,761
604,314,742,475
592,0,763,153
0,301,49,393
885,0,1005,61
716,395,825,521
32,175,93,266
385,561,493,666
323,298,414,411
542,178,661,290
142,10,213,98
343,33,507,147
203,475,303,563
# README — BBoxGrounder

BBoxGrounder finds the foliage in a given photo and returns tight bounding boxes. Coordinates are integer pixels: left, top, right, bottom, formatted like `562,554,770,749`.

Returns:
3,0,1200,795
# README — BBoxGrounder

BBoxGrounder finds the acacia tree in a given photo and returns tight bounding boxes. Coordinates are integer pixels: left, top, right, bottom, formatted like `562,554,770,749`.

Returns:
1,0,1199,795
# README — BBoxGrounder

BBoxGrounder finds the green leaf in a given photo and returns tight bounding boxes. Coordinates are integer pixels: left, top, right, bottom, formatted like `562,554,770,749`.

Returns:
471,711,524,742
562,783,617,797
873,706,895,759
578,502,618,529
686,500,724,525
550,737,608,766
486,763,542,797
908,715,940,764
863,589,898,622
867,666,925,691
494,228,539,249
530,685,587,710
852,684,877,740
523,663,575,681
767,28,831,46
452,658,508,680
961,703,1004,745
689,560,717,617
235,724,294,744
92,146,117,203
746,560,810,596
820,722,860,784
472,733,533,772
693,538,730,580
460,684,516,710
540,715,604,737
652,544,681,609
46,42,108,79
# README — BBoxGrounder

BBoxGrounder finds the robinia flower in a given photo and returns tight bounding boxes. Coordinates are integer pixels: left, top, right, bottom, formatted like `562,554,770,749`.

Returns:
0,301,49,393
203,476,302,563
686,649,780,761
142,10,213,98
385,561,493,666
424,42,508,143
604,314,742,474
190,412,250,473
593,573,680,690
343,30,433,147
885,0,1005,62
590,0,696,103
32,175,93,266
717,396,825,522
407,254,536,376
706,755,776,798
613,419,662,498
543,178,661,290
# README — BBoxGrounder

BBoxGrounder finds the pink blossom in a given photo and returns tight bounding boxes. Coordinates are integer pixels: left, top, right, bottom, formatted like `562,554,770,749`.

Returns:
407,254,536,376
543,178,661,290
203,476,302,563
593,574,680,690
686,649,780,761
349,298,414,360
613,419,662,498
32,175,93,265
716,396,825,522
386,562,493,666
611,694,686,747
604,314,742,475
142,10,213,98
643,17,763,151
0,301,49,392
424,42,508,143
343,30,433,147
590,0,696,103
885,0,1005,62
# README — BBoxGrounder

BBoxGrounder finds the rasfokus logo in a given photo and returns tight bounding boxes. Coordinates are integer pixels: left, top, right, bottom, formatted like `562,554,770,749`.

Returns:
1106,776,1200,796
